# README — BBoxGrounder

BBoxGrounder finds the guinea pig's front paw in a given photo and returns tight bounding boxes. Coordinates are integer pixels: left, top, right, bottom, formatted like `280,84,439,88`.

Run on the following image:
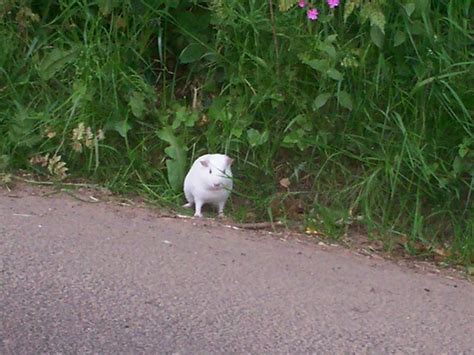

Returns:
193,212,203,218
217,212,225,219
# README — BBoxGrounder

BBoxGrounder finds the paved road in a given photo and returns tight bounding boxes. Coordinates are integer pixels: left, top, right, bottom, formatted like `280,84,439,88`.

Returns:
1,185,473,353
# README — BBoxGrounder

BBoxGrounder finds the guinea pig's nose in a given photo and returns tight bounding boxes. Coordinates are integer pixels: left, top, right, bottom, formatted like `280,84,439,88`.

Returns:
213,183,221,188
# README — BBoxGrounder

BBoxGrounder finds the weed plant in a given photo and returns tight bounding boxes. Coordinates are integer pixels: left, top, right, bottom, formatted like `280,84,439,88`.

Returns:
0,0,472,263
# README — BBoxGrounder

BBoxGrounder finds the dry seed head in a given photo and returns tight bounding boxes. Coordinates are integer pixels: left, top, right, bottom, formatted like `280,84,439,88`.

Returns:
72,122,85,141
96,129,105,141
47,154,68,180
198,114,209,127
84,126,94,148
45,127,57,139
49,154,61,165
72,141,83,153
71,123,104,152
1,173,12,185
29,154,49,167
71,123,85,152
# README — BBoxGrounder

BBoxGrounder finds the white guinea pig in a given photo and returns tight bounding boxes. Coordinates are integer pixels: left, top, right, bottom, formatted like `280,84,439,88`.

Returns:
183,153,234,217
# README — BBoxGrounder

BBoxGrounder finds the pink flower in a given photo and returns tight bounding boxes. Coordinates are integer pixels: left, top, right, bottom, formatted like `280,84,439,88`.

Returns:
298,0,306,8
307,8,319,21
327,0,340,9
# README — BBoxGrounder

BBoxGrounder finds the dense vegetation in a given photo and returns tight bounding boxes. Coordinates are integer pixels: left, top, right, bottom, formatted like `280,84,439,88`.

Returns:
0,0,472,263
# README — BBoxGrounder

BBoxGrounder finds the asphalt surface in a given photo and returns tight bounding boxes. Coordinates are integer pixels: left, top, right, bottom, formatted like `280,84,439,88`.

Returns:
1,185,473,353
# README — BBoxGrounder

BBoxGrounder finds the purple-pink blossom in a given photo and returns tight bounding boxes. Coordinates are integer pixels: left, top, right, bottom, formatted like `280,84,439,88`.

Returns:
327,0,340,9
298,0,306,8
307,8,319,21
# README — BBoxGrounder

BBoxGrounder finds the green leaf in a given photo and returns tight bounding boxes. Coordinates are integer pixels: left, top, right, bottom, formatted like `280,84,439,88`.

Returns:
179,43,207,64
173,106,199,129
283,132,299,146
344,0,361,22
283,129,308,151
247,129,260,147
8,109,42,147
279,0,295,11
247,53,268,69
459,146,469,159
156,127,187,192
39,48,77,81
394,30,407,47
303,59,330,73
108,120,131,138
403,3,416,17
70,80,89,105
186,112,198,127
247,128,269,147
369,6,386,33
325,34,338,44
208,97,227,121
416,0,430,14
337,91,353,110
327,68,344,81
370,26,385,49
410,20,426,35
453,156,463,174
173,106,186,129
231,125,244,138
129,91,146,118
319,43,337,60
314,93,332,109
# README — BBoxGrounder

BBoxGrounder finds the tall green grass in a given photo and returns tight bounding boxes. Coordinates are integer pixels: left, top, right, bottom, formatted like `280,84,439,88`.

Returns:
0,0,472,262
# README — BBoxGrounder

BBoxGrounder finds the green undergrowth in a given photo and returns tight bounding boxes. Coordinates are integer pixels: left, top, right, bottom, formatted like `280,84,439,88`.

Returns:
0,0,473,264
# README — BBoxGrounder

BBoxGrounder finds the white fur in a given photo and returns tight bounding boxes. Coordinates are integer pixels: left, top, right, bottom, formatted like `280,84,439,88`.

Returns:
183,154,233,217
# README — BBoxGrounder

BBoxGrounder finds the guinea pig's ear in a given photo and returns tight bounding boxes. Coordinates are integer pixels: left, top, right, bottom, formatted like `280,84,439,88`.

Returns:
226,157,234,166
199,159,209,167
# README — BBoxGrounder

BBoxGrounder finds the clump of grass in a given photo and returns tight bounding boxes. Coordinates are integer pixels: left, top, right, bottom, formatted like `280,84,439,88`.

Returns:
203,0,473,263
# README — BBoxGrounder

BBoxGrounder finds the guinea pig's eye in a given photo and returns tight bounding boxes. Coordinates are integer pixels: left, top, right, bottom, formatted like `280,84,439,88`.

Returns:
209,169,212,174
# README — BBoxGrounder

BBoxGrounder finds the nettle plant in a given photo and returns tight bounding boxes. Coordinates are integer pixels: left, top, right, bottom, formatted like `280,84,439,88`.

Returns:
275,0,388,150
204,0,390,157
